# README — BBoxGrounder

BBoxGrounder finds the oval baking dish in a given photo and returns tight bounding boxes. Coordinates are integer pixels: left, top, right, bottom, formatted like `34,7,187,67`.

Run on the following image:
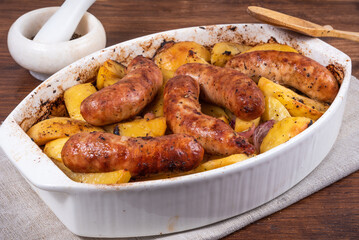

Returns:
0,24,351,237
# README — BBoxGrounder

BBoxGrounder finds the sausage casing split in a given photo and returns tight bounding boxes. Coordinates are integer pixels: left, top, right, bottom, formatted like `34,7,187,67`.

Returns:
61,132,204,176
225,51,339,103
80,56,163,126
163,75,255,155
175,63,265,121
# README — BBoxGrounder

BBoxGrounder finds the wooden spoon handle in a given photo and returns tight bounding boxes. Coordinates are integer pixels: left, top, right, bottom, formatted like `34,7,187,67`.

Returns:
325,29,359,42
247,6,359,43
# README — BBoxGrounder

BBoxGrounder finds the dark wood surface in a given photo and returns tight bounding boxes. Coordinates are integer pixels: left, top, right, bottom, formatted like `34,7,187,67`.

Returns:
1,0,359,239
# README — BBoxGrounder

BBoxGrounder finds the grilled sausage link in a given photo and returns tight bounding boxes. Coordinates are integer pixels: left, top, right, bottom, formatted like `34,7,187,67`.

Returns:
175,63,264,121
81,56,163,126
61,132,204,176
225,51,339,103
163,75,255,155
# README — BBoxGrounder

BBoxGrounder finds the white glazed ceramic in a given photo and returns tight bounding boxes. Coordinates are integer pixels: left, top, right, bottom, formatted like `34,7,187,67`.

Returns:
7,7,106,80
0,24,351,238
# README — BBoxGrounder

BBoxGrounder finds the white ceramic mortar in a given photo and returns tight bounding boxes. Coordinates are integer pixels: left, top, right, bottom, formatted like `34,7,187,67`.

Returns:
7,7,106,81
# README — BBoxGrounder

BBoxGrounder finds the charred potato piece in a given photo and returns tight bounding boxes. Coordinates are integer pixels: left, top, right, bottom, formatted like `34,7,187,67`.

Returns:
27,117,104,145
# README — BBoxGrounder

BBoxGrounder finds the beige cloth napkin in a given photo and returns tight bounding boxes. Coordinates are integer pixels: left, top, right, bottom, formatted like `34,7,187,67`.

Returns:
1,76,359,240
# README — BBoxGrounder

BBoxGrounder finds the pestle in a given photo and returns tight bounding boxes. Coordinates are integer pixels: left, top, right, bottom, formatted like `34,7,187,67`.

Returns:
7,0,106,81
34,0,96,43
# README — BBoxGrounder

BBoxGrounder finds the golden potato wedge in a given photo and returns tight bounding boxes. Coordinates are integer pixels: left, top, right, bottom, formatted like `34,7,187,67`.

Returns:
54,161,131,184
210,42,252,67
161,68,175,84
262,96,291,122
260,117,313,153
186,51,210,65
64,83,97,121
43,137,69,162
196,154,253,172
280,97,324,120
234,117,260,132
242,43,298,54
105,117,166,137
96,60,126,90
27,117,104,145
201,102,229,124
140,154,254,180
154,41,210,71
224,108,260,132
258,77,328,120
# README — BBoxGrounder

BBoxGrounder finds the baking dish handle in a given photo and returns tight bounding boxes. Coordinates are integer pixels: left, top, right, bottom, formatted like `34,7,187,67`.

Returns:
0,118,77,193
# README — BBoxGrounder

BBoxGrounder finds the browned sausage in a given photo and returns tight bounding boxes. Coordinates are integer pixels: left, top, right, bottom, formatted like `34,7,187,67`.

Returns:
225,51,339,103
163,75,255,155
61,132,204,176
80,56,163,126
175,63,264,121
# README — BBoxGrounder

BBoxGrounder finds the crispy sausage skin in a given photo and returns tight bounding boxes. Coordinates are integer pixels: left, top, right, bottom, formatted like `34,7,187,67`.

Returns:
163,75,255,155
225,51,339,103
80,56,163,126
175,63,264,121
61,132,204,176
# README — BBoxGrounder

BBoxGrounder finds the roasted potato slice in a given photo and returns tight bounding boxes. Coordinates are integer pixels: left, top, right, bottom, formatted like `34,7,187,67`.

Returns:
140,154,253,180
258,77,328,120
224,109,260,132
27,117,104,145
96,60,126,90
54,161,131,184
104,117,166,137
242,43,298,54
210,42,252,67
201,102,229,124
234,117,260,133
260,117,313,153
43,137,69,162
154,41,210,71
196,154,253,171
185,51,209,64
64,83,97,121
161,68,175,84
262,96,291,122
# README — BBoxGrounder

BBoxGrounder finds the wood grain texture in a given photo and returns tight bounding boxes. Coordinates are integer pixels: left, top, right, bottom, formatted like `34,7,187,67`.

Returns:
0,0,358,239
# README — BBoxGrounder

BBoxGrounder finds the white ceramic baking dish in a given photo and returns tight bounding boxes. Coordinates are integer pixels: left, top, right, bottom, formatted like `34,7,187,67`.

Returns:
0,24,351,238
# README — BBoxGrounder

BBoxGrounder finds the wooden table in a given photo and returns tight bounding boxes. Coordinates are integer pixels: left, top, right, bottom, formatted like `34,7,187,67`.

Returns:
1,0,358,239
